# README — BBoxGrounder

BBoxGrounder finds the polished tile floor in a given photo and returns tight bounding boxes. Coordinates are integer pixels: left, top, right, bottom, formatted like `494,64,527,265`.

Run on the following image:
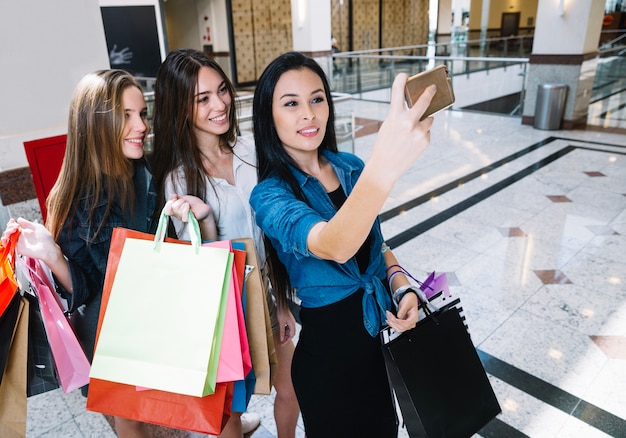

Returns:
7,87,626,437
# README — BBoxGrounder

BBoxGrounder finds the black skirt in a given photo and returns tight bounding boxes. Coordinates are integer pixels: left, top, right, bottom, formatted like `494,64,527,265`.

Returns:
292,289,398,438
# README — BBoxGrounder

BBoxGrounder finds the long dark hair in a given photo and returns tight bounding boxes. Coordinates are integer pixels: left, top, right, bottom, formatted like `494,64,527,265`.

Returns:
151,48,238,223
252,51,338,306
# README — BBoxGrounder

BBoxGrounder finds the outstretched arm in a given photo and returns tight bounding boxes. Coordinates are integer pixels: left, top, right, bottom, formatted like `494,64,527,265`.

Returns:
307,74,436,262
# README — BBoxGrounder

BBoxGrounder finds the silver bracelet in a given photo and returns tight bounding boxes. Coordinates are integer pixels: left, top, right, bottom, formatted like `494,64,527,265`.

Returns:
392,284,417,305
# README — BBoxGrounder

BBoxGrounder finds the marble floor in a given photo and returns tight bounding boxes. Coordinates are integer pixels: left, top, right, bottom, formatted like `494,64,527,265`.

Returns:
7,88,626,437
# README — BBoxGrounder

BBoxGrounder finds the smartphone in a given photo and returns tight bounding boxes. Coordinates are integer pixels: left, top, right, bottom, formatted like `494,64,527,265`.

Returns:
404,65,455,120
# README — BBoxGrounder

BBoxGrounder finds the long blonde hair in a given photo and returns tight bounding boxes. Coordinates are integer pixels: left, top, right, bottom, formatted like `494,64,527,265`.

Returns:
46,70,143,241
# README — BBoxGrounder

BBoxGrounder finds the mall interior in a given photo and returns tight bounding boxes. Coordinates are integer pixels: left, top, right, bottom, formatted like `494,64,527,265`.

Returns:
1,0,625,437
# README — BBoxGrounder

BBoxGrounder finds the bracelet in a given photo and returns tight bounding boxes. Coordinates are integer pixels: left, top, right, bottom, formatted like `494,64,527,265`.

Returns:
381,243,391,254
387,270,405,291
392,285,418,305
386,264,402,274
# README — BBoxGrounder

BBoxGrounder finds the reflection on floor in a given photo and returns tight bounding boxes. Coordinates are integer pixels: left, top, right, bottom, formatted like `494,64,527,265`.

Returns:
13,90,626,437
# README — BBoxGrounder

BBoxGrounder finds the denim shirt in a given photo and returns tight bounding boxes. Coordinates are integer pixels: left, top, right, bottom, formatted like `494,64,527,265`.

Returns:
55,160,156,360
250,150,391,337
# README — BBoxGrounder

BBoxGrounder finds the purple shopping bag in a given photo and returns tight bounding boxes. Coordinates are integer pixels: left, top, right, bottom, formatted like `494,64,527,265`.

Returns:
419,271,450,299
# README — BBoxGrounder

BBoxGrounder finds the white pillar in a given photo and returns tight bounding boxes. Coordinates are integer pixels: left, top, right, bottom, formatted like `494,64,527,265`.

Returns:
290,0,333,76
522,0,605,128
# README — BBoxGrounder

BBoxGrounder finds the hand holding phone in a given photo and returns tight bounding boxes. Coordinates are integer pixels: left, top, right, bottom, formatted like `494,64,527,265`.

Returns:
405,65,455,120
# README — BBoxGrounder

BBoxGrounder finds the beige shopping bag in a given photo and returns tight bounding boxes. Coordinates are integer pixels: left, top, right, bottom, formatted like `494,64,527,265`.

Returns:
0,295,28,438
233,238,277,395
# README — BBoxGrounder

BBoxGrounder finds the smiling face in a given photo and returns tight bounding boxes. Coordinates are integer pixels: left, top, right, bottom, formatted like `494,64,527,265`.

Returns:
121,86,150,160
193,66,232,140
271,67,329,160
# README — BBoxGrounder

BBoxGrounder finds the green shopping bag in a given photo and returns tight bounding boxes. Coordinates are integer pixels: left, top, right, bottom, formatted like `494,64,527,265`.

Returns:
89,209,232,397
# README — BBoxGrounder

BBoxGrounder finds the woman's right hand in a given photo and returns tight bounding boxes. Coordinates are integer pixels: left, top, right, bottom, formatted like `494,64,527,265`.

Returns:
366,73,436,188
3,218,61,264
1,218,20,246
2,218,73,293
164,194,218,241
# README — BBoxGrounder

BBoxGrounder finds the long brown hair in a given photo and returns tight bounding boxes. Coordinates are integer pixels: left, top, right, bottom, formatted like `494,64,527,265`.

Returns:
46,69,143,241
151,48,238,223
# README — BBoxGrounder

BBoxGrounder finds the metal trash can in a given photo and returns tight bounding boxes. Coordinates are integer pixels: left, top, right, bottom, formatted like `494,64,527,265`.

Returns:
534,84,568,130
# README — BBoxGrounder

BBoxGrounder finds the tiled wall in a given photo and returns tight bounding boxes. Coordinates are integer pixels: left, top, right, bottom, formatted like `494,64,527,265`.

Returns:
352,0,380,51
231,0,293,84
331,0,350,52
331,0,428,54
232,0,429,84
382,0,429,50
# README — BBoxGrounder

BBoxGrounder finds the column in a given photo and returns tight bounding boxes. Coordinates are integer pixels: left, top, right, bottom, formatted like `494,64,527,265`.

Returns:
290,0,333,76
522,0,605,128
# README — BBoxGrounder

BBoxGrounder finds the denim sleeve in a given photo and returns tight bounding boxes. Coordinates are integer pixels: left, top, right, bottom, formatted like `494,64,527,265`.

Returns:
55,213,111,312
250,180,322,260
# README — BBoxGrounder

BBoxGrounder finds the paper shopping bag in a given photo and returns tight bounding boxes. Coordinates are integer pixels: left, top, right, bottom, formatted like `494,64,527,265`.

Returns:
231,246,252,376
232,238,277,395
0,295,28,438
89,210,232,397
0,293,21,383
394,269,467,333
203,241,248,384
86,213,233,433
3,253,59,396
22,257,90,393
0,232,19,318
419,271,449,299
230,242,256,411
87,378,233,434
24,291,59,396
380,304,501,437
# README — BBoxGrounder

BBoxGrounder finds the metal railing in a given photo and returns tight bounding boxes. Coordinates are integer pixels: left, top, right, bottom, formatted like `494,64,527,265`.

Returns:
331,36,531,116
139,32,625,127
142,90,358,153
331,32,626,117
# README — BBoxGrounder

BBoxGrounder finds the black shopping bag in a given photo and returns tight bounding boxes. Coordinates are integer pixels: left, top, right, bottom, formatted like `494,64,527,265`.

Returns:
381,305,501,438
0,293,21,383
23,291,59,396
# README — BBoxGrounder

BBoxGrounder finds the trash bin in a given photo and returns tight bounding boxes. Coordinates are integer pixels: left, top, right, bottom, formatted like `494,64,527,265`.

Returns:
533,84,568,130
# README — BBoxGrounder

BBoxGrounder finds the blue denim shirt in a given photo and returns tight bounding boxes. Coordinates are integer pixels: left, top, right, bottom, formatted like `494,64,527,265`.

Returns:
250,150,391,337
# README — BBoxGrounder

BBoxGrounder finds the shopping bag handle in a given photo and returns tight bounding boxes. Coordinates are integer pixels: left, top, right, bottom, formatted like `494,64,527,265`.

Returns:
0,229,20,268
153,206,201,254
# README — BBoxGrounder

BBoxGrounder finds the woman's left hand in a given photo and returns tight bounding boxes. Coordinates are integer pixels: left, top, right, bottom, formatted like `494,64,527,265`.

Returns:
276,305,296,345
164,194,212,222
385,291,419,333
164,194,217,241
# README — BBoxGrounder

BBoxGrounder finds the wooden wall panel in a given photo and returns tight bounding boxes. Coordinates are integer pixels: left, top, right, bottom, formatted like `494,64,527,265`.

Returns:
231,0,292,84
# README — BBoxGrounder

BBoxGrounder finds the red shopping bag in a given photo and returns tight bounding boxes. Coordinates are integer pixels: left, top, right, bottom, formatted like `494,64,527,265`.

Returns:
0,232,19,318
86,225,232,433
87,378,233,434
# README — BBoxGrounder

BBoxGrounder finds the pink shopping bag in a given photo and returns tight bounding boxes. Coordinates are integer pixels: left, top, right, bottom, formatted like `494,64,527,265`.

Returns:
23,257,90,393
203,241,251,383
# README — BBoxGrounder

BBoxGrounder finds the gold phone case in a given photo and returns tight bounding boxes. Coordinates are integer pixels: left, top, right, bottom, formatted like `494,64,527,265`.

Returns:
405,65,455,119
